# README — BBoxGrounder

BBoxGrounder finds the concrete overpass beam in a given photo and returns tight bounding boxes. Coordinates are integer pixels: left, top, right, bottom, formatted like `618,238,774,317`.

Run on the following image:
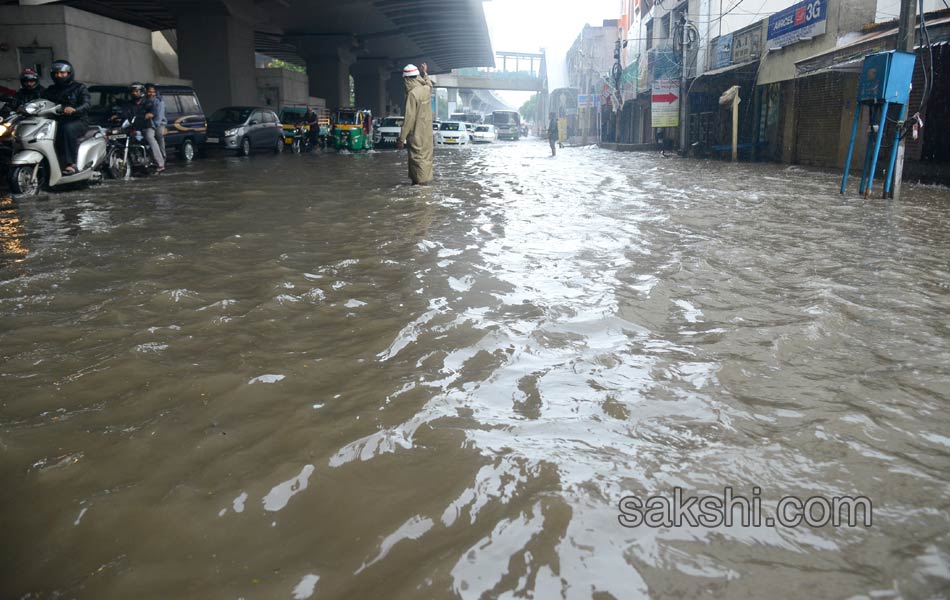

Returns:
304,48,355,109
174,1,257,113
351,60,392,117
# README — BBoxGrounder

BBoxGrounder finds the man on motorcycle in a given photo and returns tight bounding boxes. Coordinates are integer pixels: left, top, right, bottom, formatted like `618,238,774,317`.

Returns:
5,69,45,115
42,60,90,175
119,82,165,173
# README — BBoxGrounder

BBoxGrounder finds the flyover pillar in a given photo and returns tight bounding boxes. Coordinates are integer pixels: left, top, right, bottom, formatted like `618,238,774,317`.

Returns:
304,48,355,109
447,88,458,116
386,74,406,116
351,60,392,117
175,4,257,114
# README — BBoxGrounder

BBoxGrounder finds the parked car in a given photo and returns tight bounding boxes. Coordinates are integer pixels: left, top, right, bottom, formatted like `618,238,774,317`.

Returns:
471,124,496,144
435,121,469,145
205,106,283,156
88,85,207,161
373,116,404,147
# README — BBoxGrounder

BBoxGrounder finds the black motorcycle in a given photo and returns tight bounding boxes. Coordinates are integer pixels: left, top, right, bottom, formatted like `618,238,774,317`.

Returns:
105,114,156,179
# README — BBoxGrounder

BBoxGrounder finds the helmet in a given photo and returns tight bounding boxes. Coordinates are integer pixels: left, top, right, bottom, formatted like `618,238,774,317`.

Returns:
50,59,74,86
130,82,146,97
20,68,39,88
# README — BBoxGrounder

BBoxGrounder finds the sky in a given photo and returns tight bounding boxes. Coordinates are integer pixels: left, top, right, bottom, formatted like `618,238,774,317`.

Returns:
483,0,622,108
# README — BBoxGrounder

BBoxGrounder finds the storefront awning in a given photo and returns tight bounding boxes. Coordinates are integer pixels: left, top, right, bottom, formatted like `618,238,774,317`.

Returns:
695,60,759,79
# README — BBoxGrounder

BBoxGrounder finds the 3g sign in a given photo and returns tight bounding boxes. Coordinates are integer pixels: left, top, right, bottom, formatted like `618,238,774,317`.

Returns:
795,0,822,25
767,0,828,49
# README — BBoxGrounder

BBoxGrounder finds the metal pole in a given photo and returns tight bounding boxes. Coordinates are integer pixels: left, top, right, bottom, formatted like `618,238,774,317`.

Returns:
891,0,917,200
732,95,739,162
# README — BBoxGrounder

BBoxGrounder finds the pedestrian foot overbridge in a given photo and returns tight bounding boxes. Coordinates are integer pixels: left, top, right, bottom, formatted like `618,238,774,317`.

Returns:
26,0,494,113
432,51,547,93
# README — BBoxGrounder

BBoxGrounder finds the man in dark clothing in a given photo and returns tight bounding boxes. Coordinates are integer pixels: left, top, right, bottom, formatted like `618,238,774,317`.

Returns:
5,69,44,115
548,112,559,157
42,59,90,174
120,82,164,171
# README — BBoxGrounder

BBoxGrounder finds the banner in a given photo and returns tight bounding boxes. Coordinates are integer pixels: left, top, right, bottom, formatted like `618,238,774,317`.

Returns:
651,79,679,128
767,0,828,50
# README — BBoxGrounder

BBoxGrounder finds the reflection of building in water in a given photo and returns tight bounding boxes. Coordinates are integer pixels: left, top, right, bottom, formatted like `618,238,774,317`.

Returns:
0,198,29,267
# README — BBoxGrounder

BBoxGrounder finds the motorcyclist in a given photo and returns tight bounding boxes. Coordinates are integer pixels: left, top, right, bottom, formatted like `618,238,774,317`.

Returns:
304,106,319,149
42,59,90,175
117,82,165,173
5,69,45,115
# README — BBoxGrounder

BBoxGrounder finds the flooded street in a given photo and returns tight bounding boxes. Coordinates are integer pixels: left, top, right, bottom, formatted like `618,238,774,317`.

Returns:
2,143,949,599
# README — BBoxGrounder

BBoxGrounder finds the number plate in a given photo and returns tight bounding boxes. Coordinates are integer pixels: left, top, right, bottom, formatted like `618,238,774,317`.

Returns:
206,137,220,143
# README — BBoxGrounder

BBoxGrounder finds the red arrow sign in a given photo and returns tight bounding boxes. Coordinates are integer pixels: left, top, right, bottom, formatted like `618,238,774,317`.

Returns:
652,93,678,103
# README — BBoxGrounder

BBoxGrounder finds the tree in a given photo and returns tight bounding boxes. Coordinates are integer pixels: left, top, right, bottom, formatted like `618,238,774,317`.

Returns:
519,93,539,123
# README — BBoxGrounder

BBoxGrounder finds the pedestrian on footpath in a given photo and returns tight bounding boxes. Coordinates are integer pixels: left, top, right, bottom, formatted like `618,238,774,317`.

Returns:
395,63,433,185
548,112,559,157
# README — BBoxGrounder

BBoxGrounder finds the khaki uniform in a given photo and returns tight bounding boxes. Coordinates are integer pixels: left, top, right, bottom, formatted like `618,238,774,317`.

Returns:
399,75,434,185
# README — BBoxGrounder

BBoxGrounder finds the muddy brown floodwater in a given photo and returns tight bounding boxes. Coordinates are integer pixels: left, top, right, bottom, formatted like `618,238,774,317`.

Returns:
1,143,949,599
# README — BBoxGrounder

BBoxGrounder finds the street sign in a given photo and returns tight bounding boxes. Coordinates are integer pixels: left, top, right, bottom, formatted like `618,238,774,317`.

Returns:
576,94,601,108
651,79,679,128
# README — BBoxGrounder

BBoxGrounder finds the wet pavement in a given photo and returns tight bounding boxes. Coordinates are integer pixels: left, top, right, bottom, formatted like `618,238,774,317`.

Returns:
1,143,949,599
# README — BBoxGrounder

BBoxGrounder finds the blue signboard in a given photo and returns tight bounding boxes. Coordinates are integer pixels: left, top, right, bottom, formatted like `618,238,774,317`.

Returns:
711,33,733,69
767,0,827,50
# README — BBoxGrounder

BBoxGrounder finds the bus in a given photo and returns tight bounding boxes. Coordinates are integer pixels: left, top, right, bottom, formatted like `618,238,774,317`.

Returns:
491,110,521,140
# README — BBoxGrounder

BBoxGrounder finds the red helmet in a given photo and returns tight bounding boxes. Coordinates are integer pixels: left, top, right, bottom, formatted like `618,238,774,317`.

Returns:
21,68,39,87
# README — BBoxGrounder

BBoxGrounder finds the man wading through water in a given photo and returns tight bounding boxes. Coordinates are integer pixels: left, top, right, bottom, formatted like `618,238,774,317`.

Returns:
396,63,433,185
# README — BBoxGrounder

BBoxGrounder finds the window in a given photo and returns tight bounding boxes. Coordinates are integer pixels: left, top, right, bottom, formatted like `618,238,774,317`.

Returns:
263,111,277,123
645,19,654,50
660,14,671,43
177,94,200,115
164,93,183,114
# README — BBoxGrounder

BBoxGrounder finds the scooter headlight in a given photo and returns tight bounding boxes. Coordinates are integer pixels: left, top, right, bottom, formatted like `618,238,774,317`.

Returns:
0,123,8,137
33,121,55,141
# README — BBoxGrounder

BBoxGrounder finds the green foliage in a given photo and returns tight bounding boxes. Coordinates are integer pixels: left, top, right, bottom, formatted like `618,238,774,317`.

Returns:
519,93,539,121
266,58,305,74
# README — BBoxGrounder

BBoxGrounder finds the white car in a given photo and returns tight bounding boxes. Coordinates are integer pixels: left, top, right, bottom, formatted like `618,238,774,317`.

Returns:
373,116,404,147
436,121,469,145
471,124,496,143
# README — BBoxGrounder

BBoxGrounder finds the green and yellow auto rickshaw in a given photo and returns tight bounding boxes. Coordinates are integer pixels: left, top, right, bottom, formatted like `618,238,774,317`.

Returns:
331,108,373,152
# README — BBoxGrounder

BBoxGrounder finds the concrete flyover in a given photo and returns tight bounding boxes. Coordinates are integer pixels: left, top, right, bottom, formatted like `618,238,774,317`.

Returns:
9,0,495,114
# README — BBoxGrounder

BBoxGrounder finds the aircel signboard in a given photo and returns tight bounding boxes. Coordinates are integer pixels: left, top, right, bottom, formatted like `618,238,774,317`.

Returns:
767,0,827,50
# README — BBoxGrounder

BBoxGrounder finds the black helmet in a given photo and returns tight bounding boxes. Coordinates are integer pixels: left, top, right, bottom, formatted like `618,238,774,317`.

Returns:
20,68,39,88
50,59,74,86
130,82,146,97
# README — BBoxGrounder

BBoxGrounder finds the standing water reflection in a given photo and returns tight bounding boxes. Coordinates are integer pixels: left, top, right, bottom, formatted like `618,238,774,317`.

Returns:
1,145,949,599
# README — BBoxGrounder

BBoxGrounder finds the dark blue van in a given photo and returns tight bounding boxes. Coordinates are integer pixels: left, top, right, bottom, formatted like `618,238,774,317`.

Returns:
88,85,207,161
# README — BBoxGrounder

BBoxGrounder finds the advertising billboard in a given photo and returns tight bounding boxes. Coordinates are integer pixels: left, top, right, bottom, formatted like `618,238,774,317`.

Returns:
767,0,828,50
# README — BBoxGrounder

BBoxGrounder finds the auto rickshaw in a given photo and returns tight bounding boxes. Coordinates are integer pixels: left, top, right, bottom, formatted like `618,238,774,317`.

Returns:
331,108,373,152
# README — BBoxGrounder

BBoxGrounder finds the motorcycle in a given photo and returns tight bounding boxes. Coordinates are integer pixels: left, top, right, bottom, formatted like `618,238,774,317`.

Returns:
6,100,107,197
0,111,26,172
105,115,157,179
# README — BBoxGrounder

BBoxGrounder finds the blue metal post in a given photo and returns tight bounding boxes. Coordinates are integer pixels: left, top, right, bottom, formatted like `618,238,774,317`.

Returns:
859,107,875,195
883,102,909,196
841,102,864,194
864,101,890,198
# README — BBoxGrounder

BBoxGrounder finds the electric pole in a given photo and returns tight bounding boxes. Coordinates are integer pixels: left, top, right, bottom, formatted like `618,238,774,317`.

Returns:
891,0,916,200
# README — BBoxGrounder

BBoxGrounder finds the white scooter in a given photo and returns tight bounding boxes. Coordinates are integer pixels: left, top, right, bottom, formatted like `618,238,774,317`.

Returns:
7,100,107,197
